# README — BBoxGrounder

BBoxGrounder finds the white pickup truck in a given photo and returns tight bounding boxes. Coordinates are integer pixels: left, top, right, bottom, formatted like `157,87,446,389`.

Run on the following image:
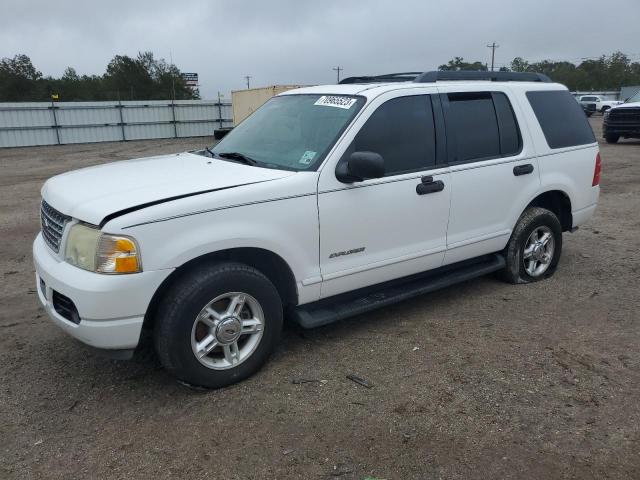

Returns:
34,71,600,388
578,95,623,113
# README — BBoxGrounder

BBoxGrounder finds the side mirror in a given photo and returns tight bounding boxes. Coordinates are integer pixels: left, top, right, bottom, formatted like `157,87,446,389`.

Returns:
335,151,385,183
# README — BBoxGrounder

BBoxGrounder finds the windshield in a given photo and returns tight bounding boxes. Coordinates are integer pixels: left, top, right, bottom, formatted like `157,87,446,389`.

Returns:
211,94,365,171
626,90,640,103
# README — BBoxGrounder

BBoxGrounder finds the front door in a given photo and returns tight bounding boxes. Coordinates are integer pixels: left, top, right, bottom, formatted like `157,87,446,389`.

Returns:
317,91,451,299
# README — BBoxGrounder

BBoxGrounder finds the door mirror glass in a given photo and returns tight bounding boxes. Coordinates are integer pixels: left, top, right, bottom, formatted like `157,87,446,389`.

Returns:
335,151,385,183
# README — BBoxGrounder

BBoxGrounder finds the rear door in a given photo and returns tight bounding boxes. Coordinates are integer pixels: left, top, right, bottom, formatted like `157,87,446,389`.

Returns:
439,87,541,265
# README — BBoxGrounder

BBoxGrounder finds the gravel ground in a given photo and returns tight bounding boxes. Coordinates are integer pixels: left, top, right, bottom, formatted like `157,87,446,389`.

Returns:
1,119,639,480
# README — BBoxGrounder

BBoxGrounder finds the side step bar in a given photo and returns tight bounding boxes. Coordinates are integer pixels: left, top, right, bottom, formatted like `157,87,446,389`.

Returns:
290,254,505,329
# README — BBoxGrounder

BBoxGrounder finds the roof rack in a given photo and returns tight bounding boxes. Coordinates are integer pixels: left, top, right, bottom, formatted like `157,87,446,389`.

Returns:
414,71,552,83
339,72,423,84
337,70,552,85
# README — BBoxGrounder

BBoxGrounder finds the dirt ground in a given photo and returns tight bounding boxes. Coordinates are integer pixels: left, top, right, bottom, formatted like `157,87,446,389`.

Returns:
1,119,639,480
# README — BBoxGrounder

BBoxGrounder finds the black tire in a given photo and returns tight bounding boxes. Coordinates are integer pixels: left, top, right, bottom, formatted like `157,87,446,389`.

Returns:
586,111,593,117
153,262,283,388
601,106,610,114
605,134,619,144
501,207,562,284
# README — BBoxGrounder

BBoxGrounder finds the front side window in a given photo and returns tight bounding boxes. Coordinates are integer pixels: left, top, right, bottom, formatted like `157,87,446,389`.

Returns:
349,95,436,176
212,94,365,171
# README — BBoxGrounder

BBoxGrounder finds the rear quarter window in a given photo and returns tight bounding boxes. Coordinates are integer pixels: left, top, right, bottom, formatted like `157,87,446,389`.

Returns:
526,90,596,149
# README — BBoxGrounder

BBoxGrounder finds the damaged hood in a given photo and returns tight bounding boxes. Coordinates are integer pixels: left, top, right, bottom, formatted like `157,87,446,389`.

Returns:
41,151,295,226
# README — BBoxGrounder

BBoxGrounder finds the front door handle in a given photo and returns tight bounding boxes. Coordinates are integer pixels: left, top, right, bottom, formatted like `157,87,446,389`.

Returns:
416,177,445,195
513,164,534,176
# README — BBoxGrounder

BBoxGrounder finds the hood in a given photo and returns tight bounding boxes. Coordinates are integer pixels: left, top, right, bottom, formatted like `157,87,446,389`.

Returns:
614,101,640,109
42,151,295,226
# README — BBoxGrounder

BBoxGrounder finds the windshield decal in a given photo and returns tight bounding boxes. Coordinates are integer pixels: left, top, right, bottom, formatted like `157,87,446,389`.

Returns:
299,151,317,165
314,95,357,109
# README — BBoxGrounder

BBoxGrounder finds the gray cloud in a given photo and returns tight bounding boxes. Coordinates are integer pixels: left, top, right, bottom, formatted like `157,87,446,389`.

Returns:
1,0,638,98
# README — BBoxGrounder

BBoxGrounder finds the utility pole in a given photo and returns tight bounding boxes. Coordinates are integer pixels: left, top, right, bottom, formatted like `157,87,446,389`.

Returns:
217,91,223,129
244,75,252,89
332,66,343,83
487,42,499,71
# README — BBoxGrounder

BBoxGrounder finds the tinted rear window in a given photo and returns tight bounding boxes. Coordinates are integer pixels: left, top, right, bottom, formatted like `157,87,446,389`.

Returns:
447,92,501,161
444,92,521,163
526,90,596,149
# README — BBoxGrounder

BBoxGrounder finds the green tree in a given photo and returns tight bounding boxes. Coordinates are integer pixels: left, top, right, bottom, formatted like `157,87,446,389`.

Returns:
438,57,488,71
510,57,530,72
0,54,42,100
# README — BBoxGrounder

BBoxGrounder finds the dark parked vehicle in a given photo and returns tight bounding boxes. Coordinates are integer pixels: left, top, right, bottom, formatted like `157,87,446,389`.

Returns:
582,102,596,117
603,90,640,143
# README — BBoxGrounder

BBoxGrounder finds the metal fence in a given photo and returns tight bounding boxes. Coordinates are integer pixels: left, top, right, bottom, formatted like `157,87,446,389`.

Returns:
0,100,233,148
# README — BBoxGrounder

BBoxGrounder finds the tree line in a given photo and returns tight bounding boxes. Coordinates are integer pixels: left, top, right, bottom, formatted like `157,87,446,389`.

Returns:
438,52,640,91
3,51,640,102
439,51,640,92
0,52,199,102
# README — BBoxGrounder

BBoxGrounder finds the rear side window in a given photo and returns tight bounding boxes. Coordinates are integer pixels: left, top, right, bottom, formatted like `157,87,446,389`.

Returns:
445,91,521,163
351,95,436,176
527,90,596,149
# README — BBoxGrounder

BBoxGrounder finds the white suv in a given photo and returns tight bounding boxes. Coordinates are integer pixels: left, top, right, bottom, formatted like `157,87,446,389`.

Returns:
34,71,601,388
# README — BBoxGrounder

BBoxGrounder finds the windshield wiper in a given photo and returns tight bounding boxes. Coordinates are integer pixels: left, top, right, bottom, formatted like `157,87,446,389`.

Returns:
217,152,259,166
204,146,215,157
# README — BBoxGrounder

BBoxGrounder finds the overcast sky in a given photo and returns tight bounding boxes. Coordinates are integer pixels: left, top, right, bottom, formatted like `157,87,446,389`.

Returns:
2,0,639,98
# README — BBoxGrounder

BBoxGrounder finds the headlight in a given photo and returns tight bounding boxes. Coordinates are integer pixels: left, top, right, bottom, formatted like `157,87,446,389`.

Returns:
64,224,141,274
603,110,610,120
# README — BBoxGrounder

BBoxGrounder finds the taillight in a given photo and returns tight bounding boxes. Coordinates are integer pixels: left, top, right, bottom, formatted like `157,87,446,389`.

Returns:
592,152,601,186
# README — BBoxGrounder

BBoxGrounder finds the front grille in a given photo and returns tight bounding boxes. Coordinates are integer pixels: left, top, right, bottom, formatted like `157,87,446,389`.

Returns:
607,107,640,125
41,200,70,253
52,290,80,324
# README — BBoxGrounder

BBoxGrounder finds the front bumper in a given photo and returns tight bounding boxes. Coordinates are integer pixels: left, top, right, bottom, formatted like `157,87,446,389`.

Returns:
33,233,173,350
603,119,640,138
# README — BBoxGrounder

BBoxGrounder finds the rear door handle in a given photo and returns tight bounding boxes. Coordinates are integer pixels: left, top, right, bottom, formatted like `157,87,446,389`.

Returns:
513,164,534,176
416,176,445,195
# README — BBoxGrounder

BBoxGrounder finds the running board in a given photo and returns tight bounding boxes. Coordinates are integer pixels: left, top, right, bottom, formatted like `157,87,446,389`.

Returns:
290,254,505,329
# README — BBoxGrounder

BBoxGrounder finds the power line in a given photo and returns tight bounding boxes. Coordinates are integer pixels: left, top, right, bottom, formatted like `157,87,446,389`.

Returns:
332,66,343,83
487,42,499,71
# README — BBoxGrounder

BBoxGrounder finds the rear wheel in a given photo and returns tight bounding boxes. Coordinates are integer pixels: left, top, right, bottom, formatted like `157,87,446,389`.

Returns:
501,207,562,284
605,134,620,144
154,262,283,388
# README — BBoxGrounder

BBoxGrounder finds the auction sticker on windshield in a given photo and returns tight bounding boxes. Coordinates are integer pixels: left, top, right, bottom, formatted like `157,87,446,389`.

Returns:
314,96,357,109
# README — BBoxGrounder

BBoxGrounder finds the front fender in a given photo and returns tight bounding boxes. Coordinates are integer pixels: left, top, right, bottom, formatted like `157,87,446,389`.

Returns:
120,193,321,301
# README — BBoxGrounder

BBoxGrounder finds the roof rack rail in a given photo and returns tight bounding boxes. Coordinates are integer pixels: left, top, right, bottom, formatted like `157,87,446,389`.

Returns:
339,72,422,84
413,71,552,83
337,70,552,85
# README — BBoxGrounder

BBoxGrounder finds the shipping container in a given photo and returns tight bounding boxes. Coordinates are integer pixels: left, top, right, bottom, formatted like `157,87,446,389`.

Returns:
231,85,305,126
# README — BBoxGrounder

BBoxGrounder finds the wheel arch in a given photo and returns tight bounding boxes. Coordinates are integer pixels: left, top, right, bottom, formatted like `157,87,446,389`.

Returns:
142,247,298,331
525,190,573,232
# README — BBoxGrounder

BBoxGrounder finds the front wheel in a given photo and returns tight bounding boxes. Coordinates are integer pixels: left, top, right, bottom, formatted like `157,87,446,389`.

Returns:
154,262,283,388
501,207,562,284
